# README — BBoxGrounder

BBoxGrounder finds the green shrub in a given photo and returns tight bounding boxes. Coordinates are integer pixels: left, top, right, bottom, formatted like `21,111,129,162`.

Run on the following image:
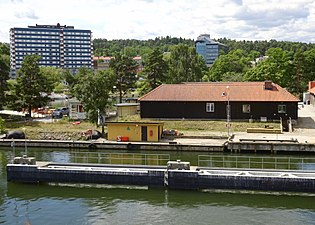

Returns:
0,117,5,134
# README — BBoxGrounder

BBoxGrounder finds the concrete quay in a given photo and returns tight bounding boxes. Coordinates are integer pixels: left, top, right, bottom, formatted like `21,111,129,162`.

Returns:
2,132,315,153
7,160,315,193
0,138,225,152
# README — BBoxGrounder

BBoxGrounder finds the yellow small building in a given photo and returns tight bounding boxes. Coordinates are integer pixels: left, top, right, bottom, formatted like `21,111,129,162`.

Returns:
106,122,164,142
116,103,139,117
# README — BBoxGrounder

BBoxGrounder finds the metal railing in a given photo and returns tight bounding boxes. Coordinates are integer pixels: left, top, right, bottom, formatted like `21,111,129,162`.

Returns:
70,152,170,166
198,155,315,170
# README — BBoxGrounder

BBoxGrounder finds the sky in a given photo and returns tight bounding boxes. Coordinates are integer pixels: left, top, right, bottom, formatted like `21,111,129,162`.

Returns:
1,0,315,43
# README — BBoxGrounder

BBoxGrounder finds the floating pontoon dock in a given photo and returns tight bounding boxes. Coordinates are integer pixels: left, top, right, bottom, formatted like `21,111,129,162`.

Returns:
7,157,315,192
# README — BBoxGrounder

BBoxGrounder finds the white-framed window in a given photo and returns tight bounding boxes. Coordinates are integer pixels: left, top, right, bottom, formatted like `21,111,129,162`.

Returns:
278,105,286,113
206,103,214,112
242,104,251,113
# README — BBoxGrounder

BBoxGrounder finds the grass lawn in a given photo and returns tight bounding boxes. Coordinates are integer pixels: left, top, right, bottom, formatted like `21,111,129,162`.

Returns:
4,119,95,140
112,115,280,133
3,115,280,140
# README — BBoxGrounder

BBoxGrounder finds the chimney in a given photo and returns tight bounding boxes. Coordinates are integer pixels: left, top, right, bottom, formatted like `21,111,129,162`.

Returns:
308,81,315,91
264,81,273,90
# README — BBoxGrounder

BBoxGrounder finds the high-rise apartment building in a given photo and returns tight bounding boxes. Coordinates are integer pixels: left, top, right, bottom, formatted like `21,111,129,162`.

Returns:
195,34,223,66
10,23,92,77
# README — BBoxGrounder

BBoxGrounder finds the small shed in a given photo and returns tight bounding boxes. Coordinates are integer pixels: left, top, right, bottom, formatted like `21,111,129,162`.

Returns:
106,121,164,142
115,103,139,117
69,98,86,120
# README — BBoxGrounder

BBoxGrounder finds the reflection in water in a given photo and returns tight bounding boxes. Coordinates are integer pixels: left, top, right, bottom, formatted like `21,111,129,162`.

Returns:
298,163,315,170
3,183,315,225
6,182,315,210
35,150,71,163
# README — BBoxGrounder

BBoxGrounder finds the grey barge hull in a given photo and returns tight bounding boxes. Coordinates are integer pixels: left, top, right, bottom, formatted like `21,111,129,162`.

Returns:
7,161,315,193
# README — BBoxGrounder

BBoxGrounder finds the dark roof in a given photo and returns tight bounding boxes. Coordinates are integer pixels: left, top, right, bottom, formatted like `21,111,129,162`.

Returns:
138,82,299,102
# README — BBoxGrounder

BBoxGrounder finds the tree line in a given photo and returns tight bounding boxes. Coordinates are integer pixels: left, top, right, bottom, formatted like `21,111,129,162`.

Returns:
217,38,315,55
93,36,315,58
93,36,194,57
0,43,10,110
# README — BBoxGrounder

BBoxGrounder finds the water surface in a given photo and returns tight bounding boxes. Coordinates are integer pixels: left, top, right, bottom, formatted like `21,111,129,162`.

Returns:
1,147,315,225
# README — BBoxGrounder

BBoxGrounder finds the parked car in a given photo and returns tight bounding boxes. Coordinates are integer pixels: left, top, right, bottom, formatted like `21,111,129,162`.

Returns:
52,107,69,118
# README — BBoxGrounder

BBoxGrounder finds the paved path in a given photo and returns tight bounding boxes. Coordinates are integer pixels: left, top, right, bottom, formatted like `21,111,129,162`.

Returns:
287,104,315,143
165,138,227,146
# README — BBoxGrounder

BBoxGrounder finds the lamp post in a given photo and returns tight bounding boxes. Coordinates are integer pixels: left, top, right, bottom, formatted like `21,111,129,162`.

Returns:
226,86,231,137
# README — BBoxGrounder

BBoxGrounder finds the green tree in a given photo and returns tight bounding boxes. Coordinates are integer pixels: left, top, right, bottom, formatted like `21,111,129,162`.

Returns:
221,72,245,82
0,43,9,56
288,48,315,96
40,66,64,93
123,46,138,57
167,44,206,83
245,48,293,88
109,53,138,103
141,48,168,92
201,74,210,82
15,55,53,117
209,49,250,81
74,69,115,134
248,50,261,61
303,49,315,81
289,49,307,95
0,116,4,134
63,69,78,96
5,79,18,110
0,54,10,109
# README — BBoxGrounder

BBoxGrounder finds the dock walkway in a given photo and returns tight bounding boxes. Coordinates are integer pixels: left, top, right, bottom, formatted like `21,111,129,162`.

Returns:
7,160,315,193
2,133,315,153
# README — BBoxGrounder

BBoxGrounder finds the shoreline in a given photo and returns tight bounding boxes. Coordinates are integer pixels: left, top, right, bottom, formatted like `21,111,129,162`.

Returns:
2,134,315,153
0,138,226,152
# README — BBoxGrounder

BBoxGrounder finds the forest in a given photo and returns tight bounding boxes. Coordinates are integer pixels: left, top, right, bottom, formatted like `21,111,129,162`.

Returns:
92,36,315,58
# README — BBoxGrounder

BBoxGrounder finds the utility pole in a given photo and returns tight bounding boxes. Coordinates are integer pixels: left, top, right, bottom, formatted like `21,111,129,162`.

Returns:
226,86,231,137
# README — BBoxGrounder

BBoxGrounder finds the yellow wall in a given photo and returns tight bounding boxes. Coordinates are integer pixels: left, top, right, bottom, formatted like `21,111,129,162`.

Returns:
107,124,141,141
117,106,138,117
147,125,159,142
107,123,163,142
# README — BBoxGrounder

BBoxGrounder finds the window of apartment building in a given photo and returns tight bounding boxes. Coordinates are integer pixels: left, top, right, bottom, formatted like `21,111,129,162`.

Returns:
278,105,286,113
206,103,215,112
242,104,251,113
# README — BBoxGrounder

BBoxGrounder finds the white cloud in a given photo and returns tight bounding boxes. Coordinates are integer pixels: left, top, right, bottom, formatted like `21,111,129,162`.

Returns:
0,0,314,43
14,7,38,19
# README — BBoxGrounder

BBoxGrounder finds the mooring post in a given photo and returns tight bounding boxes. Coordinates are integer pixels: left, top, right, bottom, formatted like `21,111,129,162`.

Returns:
11,140,15,158
164,169,169,187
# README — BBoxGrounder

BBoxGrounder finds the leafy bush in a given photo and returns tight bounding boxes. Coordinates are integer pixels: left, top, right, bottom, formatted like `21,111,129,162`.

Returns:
0,117,5,134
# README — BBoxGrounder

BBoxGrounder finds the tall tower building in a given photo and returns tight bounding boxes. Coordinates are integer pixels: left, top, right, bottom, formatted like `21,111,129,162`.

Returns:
10,23,92,77
195,34,224,67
